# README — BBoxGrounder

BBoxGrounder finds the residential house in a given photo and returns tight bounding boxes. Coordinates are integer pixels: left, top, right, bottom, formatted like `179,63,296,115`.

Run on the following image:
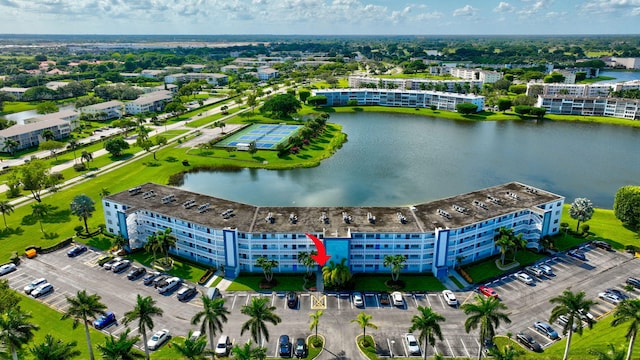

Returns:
80,100,125,120
125,90,173,115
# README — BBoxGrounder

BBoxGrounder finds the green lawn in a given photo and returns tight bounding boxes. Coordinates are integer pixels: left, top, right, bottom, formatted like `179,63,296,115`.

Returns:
225,273,306,291
0,101,38,114
125,252,208,284
352,273,446,292
463,250,546,284
561,205,640,251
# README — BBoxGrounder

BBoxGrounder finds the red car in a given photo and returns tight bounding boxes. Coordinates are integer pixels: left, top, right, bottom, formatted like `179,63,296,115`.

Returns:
478,285,499,298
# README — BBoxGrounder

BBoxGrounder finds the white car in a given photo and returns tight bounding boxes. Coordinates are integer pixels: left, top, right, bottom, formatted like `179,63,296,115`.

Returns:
24,278,47,294
0,263,17,275
391,291,404,307
599,292,622,305
147,329,170,350
442,290,458,306
514,272,534,285
405,333,421,355
158,277,181,294
31,283,54,298
537,264,554,276
352,292,364,307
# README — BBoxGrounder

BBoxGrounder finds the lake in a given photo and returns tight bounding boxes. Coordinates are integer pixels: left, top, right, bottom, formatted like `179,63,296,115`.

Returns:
180,112,640,209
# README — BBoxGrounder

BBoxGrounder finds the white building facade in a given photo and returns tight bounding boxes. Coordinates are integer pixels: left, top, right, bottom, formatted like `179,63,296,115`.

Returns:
80,100,124,120
103,182,563,279
348,75,483,92
536,95,640,120
125,91,174,115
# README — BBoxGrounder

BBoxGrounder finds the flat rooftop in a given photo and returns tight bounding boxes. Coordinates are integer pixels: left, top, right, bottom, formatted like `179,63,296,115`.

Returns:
106,182,563,236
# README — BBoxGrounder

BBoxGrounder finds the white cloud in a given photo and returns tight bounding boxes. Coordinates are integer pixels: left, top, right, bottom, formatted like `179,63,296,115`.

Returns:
518,0,553,16
582,0,640,15
494,2,515,13
453,4,478,17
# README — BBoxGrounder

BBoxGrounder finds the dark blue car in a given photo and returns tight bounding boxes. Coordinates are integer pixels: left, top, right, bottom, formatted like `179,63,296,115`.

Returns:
568,249,587,261
67,245,88,257
94,311,117,330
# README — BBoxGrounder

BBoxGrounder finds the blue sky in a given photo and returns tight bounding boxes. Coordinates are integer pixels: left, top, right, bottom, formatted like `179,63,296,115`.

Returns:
0,0,638,35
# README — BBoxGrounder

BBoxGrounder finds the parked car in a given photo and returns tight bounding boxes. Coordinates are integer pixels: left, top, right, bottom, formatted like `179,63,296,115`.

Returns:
31,283,54,298
524,266,544,277
279,335,292,358
442,290,458,306
599,291,622,305
294,338,307,358
0,263,17,276
534,321,559,340
153,275,170,288
391,291,404,307
478,285,498,298
66,244,88,257
97,255,114,267
286,291,298,309
215,335,232,356
177,286,197,302
405,333,421,355
93,311,117,330
578,309,596,322
127,267,146,280
352,292,364,308
592,240,612,250
112,260,131,273
158,277,181,294
537,263,554,276
143,272,162,285
379,292,391,305
556,315,577,331
605,288,629,300
568,249,587,261
627,277,640,289
147,329,170,350
514,272,534,285
23,278,47,294
516,332,543,352
102,257,122,270
189,331,202,342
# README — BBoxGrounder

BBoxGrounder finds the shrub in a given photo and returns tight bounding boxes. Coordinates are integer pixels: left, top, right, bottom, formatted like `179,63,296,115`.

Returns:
73,163,87,172
581,224,590,234
626,245,637,254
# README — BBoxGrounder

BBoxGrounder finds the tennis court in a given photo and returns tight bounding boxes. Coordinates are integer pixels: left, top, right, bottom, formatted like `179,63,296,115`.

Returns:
214,124,302,149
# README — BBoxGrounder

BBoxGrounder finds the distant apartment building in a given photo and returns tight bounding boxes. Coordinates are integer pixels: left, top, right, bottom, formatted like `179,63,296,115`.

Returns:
527,81,640,97
0,110,77,152
182,64,206,72
449,67,503,83
536,95,640,120
164,73,228,86
554,70,577,84
612,57,640,70
0,87,29,100
313,89,485,112
80,100,125,120
125,90,173,115
348,75,483,93
140,69,165,79
256,67,278,81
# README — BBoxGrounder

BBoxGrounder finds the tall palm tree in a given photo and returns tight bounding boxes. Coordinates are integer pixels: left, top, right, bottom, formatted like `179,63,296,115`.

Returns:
42,129,55,141
172,331,207,360
156,228,176,264
231,341,267,360
124,295,164,360
61,290,108,360
29,334,81,360
240,296,282,347
383,254,406,282
99,188,111,198
31,203,49,233
511,233,528,261
408,306,445,360
68,138,79,164
486,344,524,360
97,328,143,360
588,343,626,360
2,139,19,156
309,310,324,342
612,299,640,360
70,194,96,234
321,258,352,289
351,311,378,344
191,295,229,358
297,250,318,278
461,294,512,360
549,289,597,360
0,308,39,360
255,256,278,283
0,200,14,229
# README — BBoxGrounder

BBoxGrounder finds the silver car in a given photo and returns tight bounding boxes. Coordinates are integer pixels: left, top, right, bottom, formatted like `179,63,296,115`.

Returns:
24,278,47,294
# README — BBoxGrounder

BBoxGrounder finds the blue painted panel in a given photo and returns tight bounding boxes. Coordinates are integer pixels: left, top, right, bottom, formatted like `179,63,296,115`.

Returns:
117,212,128,239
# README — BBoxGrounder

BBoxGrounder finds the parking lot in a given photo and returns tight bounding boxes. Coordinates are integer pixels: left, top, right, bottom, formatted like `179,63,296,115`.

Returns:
3,242,640,359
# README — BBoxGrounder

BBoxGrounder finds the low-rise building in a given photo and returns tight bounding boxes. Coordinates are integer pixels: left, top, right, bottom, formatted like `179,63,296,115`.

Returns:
348,75,483,92
140,69,165,79
103,182,563,279
612,57,640,70
0,87,29,100
257,67,278,81
536,95,640,120
313,88,485,112
527,81,640,97
125,90,173,115
164,73,228,86
449,67,503,83
80,100,124,120
0,112,75,152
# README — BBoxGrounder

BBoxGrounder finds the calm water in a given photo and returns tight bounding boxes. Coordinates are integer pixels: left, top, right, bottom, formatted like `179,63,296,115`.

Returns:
599,70,640,83
180,113,640,209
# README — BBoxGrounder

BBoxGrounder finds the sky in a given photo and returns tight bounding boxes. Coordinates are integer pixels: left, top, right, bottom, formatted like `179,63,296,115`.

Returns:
0,0,638,36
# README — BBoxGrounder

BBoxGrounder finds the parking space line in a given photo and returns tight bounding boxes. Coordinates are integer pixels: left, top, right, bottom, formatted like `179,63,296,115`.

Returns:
461,292,476,305
412,294,419,308
461,338,471,358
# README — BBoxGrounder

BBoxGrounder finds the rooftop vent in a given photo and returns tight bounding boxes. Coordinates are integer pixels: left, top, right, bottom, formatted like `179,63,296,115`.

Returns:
487,195,502,205
197,203,210,213
397,212,407,224
289,213,298,224
161,194,175,204
142,191,156,199
473,200,489,210
320,212,329,224
265,212,275,224
452,204,468,214
506,191,519,200
437,208,452,219
182,199,196,209
342,211,353,224
367,212,376,224
525,186,539,195
128,187,142,195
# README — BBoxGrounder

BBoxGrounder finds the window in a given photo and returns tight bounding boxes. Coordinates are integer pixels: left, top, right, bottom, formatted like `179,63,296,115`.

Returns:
105,202,110,207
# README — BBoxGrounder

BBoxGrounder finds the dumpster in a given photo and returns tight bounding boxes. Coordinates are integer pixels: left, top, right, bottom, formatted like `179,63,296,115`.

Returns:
25,249,37,259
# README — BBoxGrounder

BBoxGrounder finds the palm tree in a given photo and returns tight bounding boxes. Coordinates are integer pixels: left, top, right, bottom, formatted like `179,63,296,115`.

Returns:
511,233,527,261
231,341,267,360
495,227,515,266
611,299,640,360
351,311,378,345
99,188,111,197
61,290,108,360
42,129,55,141
112,234,128,251
191,295,229,358
81,150,93,163
240,296,282,347
569,197,594,231
0,201,14,229
144,233,160,263
549,289,597,360
2,139,19,156
409,306,445,360
383,254,406,282
0,308,39,360
68,138,79,164
124,295,164,360
70,194,96,234
297,250,318,278
588,343,626,360
31,203,49,233
172,331,207,360
486,344,524,360
156,228,176,264
309,310,324,342
29,334,81,360
461,294,512,360
321,258,352,289
255,256,278,283
97,328,143,360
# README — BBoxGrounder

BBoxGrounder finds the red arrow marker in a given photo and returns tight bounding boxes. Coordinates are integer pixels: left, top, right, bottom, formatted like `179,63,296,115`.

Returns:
305,233,331,266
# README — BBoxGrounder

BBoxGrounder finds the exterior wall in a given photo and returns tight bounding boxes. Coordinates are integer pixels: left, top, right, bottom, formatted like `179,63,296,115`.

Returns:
0,120,72,152
348,76,483,92
536,95,640,120
80,101,124,120
103,184,563,278
526,82,640,97
313,88,485,112
613,57,640,70
164,73,228,85
124,92,173,115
